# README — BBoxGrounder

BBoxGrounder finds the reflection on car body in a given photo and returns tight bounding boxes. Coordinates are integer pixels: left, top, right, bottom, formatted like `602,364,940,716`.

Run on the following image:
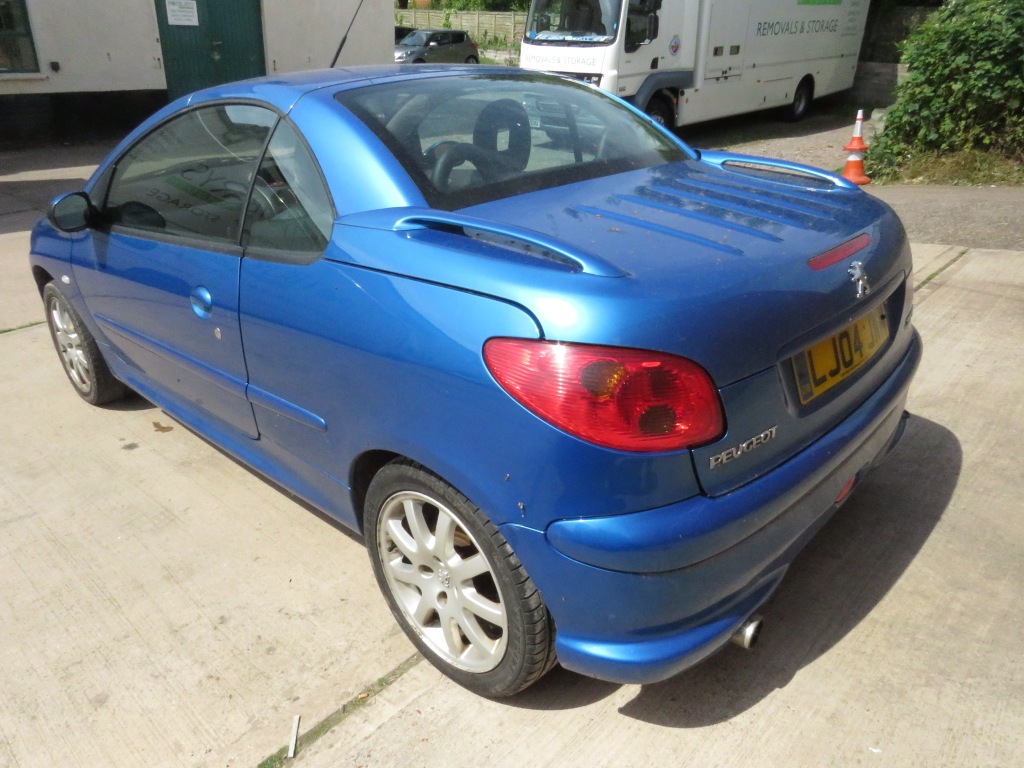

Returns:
30,65,921,698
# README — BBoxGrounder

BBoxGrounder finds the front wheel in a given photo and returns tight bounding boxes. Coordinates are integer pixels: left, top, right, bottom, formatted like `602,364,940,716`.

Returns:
365,460,555,697
644,96,674,128
42,283,127,405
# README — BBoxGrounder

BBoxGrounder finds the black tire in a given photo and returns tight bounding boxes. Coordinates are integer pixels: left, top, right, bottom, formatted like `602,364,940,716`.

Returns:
42,283,127,405
784,77,814,122
644,96,674,128
365,459,555,697
465,56,479,64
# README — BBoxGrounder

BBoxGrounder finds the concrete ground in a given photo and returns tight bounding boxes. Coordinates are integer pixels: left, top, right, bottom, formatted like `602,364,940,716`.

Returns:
1,141,1022,768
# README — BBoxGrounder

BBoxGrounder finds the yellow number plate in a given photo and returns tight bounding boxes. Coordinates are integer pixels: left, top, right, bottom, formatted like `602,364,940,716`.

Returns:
791,305,890,405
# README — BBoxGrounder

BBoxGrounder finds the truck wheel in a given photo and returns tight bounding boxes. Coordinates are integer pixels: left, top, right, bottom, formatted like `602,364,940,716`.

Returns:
645,96,674,128
784,78,814,122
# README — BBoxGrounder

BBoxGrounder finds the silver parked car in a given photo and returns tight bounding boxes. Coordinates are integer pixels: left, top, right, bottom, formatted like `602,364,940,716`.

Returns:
394,29,479,64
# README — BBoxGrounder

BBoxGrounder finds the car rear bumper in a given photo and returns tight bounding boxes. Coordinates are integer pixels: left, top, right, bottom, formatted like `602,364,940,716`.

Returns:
500,328,922,685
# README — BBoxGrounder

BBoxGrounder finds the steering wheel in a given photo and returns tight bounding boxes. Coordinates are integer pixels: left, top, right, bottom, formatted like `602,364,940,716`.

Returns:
248,175,290,220
422,140,459,164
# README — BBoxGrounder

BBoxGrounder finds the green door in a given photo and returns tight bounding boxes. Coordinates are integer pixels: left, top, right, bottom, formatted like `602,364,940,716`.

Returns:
155,0,266,100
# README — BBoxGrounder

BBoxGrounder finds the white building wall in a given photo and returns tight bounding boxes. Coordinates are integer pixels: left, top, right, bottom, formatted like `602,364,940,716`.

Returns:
261,0,391,75
0,0,165,94
0,0,391,96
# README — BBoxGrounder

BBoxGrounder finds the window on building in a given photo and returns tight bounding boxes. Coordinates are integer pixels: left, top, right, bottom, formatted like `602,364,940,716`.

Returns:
0,0,39,73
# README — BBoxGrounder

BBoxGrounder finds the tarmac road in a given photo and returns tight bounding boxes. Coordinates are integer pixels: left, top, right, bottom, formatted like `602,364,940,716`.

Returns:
1,133,1022,768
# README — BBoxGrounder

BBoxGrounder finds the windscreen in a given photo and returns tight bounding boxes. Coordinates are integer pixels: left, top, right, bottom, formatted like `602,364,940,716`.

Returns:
398,31,430,46
524,0,624,44
336,73,686,210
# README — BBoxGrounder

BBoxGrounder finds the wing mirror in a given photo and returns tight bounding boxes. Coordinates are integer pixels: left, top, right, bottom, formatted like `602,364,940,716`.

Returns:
48,192,95,233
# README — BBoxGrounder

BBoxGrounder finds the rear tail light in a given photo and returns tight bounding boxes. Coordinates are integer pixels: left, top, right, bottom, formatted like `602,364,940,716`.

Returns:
483,339,724,452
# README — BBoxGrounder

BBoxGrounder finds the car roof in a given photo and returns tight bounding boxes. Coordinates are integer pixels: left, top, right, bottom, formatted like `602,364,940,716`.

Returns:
183,64,491,113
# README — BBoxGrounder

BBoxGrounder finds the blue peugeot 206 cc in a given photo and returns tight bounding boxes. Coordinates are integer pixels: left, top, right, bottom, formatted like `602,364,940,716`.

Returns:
30,65,921,697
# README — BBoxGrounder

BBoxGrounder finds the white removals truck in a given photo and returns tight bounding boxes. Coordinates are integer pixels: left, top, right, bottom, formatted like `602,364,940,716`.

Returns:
519,0,870,127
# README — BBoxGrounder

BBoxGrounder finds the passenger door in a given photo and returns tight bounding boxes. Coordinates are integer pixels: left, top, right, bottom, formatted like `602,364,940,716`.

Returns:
72,103,278,438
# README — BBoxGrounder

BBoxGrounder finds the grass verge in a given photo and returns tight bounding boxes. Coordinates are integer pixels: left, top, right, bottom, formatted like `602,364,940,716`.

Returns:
869,150,1024,186
256,652,423,768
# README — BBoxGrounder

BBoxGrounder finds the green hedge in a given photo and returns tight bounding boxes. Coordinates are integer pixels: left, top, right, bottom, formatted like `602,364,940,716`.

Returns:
868,0,1024,178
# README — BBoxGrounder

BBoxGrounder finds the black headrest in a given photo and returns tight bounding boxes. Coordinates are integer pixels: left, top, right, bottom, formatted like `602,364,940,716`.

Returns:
472,99,531,172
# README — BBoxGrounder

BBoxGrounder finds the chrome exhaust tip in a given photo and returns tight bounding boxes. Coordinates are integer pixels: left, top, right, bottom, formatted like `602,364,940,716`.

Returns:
730,614,763,650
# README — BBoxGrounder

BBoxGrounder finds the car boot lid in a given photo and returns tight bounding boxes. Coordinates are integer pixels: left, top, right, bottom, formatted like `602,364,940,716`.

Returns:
333,155,910,387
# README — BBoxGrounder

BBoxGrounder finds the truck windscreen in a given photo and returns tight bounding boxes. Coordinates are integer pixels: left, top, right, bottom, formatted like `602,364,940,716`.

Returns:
524,0,623,45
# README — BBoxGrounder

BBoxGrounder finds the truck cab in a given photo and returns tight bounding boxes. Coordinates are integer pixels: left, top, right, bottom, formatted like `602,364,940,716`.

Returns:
520,0,870,128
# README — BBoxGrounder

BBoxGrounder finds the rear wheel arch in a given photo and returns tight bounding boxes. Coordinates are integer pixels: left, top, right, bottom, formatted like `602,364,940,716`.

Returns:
350,449,401,535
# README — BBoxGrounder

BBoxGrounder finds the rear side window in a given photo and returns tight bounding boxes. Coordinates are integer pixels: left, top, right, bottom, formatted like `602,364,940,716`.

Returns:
104,104,276,243
243,120,334,253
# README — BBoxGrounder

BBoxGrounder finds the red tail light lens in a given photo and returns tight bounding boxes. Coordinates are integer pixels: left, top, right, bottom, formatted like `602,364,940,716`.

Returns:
483,339,724,452
807,233,871,271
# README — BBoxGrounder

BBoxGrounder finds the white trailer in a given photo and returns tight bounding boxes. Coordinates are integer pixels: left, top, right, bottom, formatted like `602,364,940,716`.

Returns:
519,0,870,126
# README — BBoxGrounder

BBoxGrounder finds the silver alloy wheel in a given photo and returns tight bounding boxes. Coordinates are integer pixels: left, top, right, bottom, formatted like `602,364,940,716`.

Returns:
376,490,508,673
48,294,92,394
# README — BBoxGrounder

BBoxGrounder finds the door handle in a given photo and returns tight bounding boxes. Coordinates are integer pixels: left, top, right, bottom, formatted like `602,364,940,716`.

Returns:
190,286,213,319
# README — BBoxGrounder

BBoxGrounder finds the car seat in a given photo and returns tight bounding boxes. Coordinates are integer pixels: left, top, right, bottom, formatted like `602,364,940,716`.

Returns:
472,99,532,173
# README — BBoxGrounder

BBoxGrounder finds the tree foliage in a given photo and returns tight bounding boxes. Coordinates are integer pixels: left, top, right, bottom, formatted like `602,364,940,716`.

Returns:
868,0,1024,178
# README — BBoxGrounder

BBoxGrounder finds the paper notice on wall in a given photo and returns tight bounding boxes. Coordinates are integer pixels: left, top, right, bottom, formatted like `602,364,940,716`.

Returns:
166,0,199,26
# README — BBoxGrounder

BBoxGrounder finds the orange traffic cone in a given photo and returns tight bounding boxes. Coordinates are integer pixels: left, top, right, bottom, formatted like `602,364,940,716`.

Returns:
842,110,871,185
